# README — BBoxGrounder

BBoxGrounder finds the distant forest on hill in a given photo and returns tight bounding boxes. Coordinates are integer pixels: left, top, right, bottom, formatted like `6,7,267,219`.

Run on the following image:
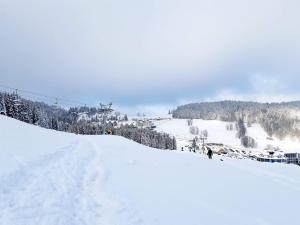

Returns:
173,101,300,139
0,91,176,150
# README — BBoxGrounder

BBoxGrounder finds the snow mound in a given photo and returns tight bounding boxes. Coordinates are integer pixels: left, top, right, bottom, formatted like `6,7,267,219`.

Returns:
0,115,300,225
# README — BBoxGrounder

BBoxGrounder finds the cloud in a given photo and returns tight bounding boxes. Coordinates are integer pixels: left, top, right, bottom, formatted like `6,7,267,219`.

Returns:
204,73,300,103
206,90,300,103
115,104,174,117
0,0,300,106
249,73,285,94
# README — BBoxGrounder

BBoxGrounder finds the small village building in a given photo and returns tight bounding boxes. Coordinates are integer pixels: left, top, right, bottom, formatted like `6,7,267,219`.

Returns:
284,153,300,165
256,156,287,163
216,149,227,155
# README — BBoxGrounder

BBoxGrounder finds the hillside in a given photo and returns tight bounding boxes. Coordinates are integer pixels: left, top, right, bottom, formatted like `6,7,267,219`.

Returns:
172,101,300,139
153,118,300,154
0,115,300,225
0,92,176,150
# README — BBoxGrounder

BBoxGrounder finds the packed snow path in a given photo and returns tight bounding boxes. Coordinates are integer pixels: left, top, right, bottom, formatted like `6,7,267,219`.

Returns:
0,138,141,225
1,116,300,225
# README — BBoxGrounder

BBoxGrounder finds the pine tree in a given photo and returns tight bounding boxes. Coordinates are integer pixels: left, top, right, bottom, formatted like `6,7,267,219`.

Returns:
0,94,6,115
236,118,246,139
192,138,197,152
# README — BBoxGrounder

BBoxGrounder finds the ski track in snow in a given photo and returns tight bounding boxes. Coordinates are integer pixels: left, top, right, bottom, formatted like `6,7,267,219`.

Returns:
0,138,142,225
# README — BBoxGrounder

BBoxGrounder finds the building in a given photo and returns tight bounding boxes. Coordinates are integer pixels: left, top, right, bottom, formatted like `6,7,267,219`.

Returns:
256,156,287,163
135,119,154,129
284,153,300,165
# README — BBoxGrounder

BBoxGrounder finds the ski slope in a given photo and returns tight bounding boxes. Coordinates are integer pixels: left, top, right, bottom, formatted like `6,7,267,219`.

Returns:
154,118,300,153
0,115,300,225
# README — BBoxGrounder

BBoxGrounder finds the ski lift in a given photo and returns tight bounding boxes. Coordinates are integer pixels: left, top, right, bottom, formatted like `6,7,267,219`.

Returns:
54,98,58,106
13,89,21,106
81,104,89,114
99,102,113,113
52,98,61,114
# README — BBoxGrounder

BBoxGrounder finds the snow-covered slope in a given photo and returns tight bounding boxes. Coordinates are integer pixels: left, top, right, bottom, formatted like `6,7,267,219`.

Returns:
154,118,300,153
0,115,300,225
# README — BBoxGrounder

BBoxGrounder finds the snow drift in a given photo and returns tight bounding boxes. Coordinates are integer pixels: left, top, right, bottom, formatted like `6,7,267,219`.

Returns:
0,115,299,225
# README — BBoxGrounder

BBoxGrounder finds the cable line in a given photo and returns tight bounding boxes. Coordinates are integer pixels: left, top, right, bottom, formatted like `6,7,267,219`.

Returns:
0,83,93,108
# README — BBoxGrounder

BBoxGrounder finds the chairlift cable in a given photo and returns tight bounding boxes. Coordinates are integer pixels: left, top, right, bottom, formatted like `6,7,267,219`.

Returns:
0,83,91,107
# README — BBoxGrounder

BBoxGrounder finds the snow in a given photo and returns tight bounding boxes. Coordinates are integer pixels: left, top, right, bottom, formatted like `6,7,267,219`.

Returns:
0,115,300,225
153,118,300,154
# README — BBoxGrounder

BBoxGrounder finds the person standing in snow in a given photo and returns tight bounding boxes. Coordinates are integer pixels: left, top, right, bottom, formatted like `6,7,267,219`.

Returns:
207,148,213,159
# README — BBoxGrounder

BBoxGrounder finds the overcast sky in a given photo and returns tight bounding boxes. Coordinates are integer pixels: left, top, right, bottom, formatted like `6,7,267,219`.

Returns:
1,0,300,114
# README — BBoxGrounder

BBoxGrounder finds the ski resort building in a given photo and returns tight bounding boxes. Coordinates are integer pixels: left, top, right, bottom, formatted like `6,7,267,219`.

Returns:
256,156,287,163
284,153,300,165
256,153,300,165
134,119,155,130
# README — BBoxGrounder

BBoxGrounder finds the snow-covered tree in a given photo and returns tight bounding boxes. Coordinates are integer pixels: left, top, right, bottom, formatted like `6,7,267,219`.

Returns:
241,136,257,148
189,126,199,135
187,119,193,126
226,123,234,131
0,94,6,115
191,138,197,152
201,130,208,138
236,118,246,139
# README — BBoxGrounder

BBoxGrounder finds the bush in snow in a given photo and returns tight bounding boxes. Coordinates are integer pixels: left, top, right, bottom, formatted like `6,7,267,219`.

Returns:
201,129,208,138
187,119,193,126
226,123,234,131
189,126,199,135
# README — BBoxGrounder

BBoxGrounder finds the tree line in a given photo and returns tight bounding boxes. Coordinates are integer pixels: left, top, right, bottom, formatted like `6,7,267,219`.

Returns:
0,91,176,150
173,101,300,139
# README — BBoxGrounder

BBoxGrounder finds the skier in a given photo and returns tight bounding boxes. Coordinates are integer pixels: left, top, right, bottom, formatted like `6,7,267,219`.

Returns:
207,148,213,159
